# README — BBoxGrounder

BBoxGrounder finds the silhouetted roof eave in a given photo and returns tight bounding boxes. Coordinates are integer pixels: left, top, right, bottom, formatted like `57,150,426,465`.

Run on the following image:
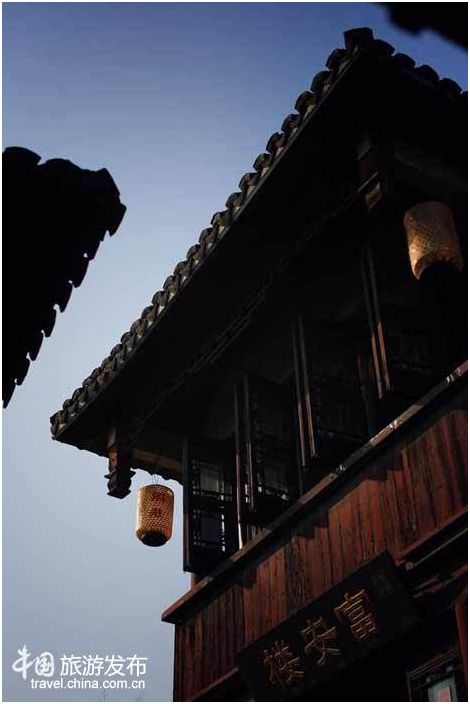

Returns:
3,146,126,406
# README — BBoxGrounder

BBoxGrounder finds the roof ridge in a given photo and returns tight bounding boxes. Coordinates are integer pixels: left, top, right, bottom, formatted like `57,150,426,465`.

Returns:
51,26,465,438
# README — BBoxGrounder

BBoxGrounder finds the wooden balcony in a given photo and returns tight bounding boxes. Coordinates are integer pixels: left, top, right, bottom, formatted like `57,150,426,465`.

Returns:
162,364,468,702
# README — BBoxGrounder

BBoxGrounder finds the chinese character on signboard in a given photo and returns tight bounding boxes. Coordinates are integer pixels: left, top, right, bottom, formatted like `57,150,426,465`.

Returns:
301,617,341,666
335,589,378,641
263,640,305,689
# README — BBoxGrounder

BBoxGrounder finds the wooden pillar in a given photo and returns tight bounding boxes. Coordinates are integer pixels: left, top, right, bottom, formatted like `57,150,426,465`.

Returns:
455,592,468,687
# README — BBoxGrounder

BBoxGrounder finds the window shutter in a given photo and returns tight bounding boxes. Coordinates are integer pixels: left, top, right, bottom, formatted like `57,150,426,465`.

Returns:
293,314,368,488
183,437,238,575
361,244,443,424
235,374,299,533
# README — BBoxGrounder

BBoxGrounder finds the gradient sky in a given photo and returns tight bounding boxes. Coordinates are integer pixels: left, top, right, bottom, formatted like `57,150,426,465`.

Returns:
3,3,467,702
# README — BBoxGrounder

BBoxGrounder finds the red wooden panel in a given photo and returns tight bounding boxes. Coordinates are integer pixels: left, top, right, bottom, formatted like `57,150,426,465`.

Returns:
402,429,438,538
179,626,186,702
179,582,246,700
337,486,357,578
173,627,182,701
251,547,288,639
357,471,373,563
327,495,345,585
368,464,387,557
305,508,326,604
260,555,273,638
208,599,220,686
285,524,311,616
222,591,233,679
317,504,334,594
193,610,204,693
174,410,468,701
184,618,196,701
212,599,222,685
389,446,418,549
443,411,468,509
221,588,233,676
379,459,403,557
232,582,246,662
426,418,458,525
399,445,420,549
268,545,287,631
242,563,257,647
351,478,367,567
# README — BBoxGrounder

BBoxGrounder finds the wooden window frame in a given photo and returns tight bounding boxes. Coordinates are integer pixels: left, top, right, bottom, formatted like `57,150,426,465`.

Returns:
292,312,370,491
183,436,239,575
234,373,300,538
407,645,465,702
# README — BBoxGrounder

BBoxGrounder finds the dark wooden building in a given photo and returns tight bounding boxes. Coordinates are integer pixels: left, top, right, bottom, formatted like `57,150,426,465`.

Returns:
52,28,467,702
3,146,126,406
384,2,468,50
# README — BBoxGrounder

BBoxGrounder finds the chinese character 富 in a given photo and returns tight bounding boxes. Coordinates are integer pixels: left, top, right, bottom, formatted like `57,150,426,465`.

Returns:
335,589,378,641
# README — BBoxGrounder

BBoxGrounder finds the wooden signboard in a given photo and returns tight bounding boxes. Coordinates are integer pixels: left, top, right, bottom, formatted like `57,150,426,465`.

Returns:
236,552,419,701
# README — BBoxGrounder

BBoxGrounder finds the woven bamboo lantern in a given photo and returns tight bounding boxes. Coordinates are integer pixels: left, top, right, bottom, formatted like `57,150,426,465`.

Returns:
404,201,464,280
135,484,174,546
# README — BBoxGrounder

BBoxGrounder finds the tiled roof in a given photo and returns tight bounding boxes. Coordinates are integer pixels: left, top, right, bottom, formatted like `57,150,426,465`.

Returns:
51,26,465,439
3,147,126,406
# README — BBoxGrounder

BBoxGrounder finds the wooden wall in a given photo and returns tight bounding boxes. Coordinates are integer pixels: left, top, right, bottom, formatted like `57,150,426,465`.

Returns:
173,408,467,701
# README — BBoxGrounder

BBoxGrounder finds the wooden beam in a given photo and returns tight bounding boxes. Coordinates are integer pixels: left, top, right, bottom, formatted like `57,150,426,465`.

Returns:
132,448,182,483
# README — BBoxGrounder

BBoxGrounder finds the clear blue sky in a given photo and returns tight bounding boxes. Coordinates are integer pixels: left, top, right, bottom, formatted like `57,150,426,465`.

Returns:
3,3,467,702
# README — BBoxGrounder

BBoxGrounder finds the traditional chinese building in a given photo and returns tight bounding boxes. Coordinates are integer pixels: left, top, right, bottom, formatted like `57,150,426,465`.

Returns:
3,146,126,406
51,28,467,702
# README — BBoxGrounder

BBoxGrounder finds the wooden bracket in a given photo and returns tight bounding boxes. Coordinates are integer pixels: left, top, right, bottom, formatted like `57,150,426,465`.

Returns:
105,426,135,499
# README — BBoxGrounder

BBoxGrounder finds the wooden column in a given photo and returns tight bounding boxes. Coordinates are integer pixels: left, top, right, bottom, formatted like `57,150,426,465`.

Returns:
455,591,468,687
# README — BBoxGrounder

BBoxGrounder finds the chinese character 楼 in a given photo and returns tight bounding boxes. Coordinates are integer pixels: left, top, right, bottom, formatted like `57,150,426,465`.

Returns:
301,617,341,666
335,589,378,641
263,640,305,689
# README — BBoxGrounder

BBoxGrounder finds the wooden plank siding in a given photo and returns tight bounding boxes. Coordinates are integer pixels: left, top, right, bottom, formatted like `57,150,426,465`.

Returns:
173,409,467,701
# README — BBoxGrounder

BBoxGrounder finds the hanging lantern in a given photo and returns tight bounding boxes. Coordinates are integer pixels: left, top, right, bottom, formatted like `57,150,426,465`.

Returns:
404,201,464,280
135,484,174,546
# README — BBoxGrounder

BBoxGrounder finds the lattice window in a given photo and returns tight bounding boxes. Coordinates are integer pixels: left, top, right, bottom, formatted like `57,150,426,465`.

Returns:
293,314,368,488
183,438,238,574
235,374,299,534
